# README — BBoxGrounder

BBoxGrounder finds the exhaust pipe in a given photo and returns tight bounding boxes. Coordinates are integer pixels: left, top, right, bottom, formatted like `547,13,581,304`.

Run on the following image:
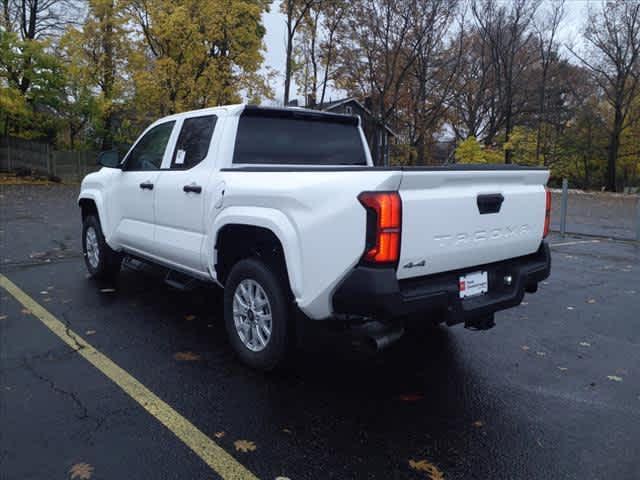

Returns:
364,327,405,352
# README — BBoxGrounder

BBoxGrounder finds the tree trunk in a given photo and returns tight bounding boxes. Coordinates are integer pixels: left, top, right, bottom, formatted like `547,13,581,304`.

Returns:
503,81,513,164
606,120,621,192
284,35,293,105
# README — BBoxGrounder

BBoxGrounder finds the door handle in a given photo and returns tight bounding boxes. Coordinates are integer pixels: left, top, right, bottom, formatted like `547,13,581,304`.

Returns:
183,184,202,194
140,182,154,190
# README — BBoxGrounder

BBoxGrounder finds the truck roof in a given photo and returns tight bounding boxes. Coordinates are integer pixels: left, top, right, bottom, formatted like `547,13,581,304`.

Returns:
150,103,359,125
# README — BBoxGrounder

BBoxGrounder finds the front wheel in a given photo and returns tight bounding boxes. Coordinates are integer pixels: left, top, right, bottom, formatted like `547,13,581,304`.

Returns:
224,258,292,370
82,215,122,280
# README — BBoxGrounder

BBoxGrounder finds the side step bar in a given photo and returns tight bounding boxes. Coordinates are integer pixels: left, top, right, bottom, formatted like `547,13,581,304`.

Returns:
122,255,200,291
164,270,199,291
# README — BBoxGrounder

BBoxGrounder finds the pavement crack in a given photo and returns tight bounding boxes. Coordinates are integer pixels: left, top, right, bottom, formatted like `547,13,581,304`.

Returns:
22,358,90,421
60,311,86,352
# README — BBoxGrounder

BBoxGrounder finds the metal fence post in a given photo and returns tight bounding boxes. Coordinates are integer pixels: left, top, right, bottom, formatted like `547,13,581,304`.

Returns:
560,178,568,237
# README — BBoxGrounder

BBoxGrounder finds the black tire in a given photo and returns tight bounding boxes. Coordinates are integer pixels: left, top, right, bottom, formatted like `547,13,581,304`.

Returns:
82,214,122,280
224,258,292,371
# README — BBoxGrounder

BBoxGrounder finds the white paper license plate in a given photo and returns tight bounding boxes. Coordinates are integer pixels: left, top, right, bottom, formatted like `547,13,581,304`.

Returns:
459,271,488,299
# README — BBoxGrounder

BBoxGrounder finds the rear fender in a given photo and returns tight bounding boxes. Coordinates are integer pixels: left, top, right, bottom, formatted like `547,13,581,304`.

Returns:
206,206,302,299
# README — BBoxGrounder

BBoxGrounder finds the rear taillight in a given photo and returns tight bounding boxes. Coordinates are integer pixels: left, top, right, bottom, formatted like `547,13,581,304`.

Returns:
358,191,402,265
543,188,551,238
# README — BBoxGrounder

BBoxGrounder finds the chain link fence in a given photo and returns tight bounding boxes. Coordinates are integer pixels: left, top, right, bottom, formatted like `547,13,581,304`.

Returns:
551,180,640,241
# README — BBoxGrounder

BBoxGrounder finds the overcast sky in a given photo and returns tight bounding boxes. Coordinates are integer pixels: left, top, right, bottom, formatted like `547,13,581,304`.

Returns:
261,0,593,105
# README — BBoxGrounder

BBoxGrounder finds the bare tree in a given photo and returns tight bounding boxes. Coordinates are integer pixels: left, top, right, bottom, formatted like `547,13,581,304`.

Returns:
317,0,346,107
6,0,79,40
533,0,565,164
472,0,540,162
293,2,321,105
336,0,446,165
405,0,460,164
281,0,316,105
449,28,495,141
569,1,640,191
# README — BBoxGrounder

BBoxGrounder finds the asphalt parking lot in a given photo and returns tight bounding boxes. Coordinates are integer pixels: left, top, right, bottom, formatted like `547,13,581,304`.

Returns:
1,184,639,480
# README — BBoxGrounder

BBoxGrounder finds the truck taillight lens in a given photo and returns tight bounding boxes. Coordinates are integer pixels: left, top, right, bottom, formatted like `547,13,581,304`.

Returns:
543,188,551,238
358,191,402,265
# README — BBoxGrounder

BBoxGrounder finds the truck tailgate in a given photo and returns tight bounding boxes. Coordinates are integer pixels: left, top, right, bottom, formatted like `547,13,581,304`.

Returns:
397,168,549,280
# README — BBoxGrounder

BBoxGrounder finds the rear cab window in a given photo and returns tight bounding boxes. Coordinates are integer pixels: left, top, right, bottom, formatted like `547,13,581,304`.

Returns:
171,115,217,170
232,108,367,166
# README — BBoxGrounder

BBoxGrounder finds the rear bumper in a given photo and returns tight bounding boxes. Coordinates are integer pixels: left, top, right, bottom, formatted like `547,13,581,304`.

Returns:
332,242,551,324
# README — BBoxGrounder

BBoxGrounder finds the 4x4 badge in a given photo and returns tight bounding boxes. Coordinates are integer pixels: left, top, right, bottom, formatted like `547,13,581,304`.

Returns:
403,260,426,269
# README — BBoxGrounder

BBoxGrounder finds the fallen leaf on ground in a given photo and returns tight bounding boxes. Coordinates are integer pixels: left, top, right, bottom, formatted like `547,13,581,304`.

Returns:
398,393,424,402
184,314,197,321
99,288,116,293
173,351,200,361
69,462,94,479
521,345,530,351
234,440,256,452
579,342,591,347
409,459,444,480
607,375,623,382
472,420,484,428
214,431,225,439
86,330,96,336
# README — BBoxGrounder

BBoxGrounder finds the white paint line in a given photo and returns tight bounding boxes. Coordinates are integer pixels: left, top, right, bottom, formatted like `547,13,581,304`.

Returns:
550,240,601,248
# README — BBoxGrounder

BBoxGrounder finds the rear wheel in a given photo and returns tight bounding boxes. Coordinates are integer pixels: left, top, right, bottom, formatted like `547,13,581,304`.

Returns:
82,215,122,280
224,258,292,370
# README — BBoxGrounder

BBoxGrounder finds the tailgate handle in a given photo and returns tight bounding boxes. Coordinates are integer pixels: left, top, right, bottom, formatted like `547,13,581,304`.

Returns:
477,193,504,214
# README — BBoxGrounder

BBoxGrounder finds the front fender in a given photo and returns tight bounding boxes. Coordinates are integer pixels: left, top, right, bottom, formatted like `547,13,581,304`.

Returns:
205,206,303,300
77,189,115,246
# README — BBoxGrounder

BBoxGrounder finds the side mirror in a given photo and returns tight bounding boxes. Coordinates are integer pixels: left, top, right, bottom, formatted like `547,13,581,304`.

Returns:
97,150,121,169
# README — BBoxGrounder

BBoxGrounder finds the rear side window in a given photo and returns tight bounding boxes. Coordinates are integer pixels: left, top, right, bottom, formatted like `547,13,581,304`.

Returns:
171,115,217,169
233,111,366,165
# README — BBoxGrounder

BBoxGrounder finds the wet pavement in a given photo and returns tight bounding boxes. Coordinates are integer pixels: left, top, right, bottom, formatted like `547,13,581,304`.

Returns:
1,184,639,479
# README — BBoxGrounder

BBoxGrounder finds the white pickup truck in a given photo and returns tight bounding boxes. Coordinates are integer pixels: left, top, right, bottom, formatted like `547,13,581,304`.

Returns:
79,104,551,369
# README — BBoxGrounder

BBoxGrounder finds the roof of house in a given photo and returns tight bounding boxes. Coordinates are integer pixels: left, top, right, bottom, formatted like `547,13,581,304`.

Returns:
318,97,397,137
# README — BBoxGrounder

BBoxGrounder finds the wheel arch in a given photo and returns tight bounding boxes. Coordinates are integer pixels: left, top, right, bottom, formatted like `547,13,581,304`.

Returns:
78,192,114,248
208,207,303,300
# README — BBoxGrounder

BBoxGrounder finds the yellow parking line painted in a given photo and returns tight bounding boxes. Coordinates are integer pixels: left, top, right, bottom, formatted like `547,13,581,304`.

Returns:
0,274,258,480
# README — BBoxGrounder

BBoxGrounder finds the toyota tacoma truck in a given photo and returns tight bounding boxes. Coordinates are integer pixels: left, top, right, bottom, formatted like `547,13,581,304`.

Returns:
79,104,551,370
